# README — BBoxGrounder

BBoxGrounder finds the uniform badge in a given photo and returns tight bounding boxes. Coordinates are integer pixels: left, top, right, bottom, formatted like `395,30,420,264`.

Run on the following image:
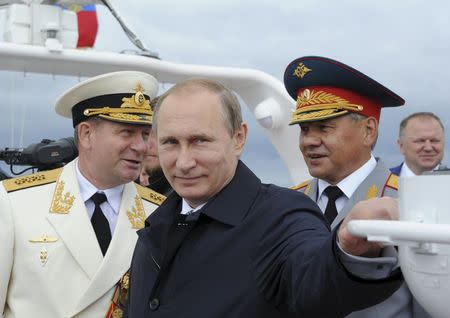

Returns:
133,83,146,106
40,248,48,266
112,308,123,318
29,235,58,267
121,83,150,109
293,62,312,78
29,234,58,243
304,182,312,196
366,184,379,199
127,195,146,229
50,181,75,214
106,272,130,318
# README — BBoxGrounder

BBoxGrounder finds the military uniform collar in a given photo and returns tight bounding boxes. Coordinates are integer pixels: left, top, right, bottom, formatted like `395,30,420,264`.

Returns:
318,155,377,200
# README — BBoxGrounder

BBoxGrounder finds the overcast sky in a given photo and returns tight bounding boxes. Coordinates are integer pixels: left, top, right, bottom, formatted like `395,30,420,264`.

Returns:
1,0,450,185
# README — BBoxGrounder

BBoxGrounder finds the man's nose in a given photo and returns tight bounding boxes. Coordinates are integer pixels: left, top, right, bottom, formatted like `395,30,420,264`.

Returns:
423,140,433,151
301,131,321,147
176,147,196,172
131,135,149,154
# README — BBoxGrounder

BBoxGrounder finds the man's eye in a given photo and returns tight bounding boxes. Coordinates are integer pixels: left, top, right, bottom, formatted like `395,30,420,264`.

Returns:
161,139,177,145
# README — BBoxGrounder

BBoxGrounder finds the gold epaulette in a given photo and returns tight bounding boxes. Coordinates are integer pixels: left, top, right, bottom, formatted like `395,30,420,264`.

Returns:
135,183,166,206
290,179,312,190
385,173,399,190
2,168,63,193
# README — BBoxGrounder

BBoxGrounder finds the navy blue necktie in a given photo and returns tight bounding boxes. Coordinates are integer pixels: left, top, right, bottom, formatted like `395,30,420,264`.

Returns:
90,192,111,256
323,186,343,225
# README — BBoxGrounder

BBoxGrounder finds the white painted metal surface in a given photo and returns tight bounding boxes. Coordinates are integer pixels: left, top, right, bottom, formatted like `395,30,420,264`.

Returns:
349,174,450,318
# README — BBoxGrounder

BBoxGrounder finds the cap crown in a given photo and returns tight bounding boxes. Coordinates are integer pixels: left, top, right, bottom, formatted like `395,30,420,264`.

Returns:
284,56,405,124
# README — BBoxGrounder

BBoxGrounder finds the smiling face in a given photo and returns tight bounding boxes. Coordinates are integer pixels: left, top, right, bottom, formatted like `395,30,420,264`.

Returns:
156,88,247,208
299,114,376,184
399,116,444,174
78,119,150,189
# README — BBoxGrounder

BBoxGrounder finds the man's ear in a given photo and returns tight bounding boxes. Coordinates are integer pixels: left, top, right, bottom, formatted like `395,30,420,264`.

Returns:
397,137,406,155
363,117,378,147
77,121,95,150
234,122,248,156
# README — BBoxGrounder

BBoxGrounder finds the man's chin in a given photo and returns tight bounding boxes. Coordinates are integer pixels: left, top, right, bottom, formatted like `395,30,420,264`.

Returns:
419,160,440,170
308,167,326,179
175,188,206,203
122,171,141,183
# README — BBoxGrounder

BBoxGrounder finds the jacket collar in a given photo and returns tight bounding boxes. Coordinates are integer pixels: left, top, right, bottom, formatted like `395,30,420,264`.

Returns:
144,160,261,228
201,161,261,226
137,161,261,271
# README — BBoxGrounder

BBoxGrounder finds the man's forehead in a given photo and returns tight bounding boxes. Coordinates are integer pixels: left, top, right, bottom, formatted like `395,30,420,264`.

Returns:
158,128,211,139
158,94,223,122
408,116,441,127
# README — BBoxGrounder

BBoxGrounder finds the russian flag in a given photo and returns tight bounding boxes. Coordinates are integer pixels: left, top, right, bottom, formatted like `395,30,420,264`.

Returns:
72,4,98,48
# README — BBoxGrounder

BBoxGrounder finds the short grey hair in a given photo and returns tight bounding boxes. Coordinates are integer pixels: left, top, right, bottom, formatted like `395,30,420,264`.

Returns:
153,78,242,136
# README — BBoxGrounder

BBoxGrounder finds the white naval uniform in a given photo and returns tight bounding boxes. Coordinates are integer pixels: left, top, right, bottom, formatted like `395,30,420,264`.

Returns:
0,159,165,318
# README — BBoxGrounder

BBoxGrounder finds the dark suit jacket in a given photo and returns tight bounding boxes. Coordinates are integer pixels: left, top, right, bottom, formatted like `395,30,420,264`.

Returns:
390,163,403,176
126,161,402,318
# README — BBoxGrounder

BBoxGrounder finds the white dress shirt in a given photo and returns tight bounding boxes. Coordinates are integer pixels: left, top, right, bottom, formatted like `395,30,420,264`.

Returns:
317,155,377,214
76,161,124,235
399,161,440,177
181,198,206,215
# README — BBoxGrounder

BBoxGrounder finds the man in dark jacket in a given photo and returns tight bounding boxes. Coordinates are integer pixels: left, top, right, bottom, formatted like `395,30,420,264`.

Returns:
126,78,402,318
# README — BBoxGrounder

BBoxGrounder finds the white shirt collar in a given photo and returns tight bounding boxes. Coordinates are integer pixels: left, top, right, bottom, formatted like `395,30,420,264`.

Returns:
399,162,417,177
318,155,377,200
400,162,440,177
181,198,206,215
75,161,124,215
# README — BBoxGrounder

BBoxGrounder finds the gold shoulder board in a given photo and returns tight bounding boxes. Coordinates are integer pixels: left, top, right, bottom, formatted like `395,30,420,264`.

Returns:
135,183,166,206
2,168,63,193
385,173,399,190
290,179,312,190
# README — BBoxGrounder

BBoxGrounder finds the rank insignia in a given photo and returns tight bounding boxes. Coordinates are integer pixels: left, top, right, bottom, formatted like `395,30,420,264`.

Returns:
29,234,58,243
127,196,146,229
293,62,312,79
366,184,379,199
304,182,312,196
50,181,75,214
40,248,48,266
